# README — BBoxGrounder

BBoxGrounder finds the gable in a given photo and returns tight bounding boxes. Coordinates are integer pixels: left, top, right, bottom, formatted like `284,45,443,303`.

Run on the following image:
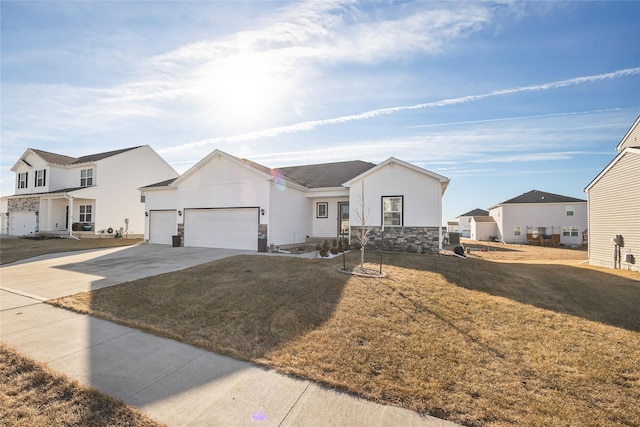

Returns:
616,116,640,151
343,157,449,194
585,148,640,192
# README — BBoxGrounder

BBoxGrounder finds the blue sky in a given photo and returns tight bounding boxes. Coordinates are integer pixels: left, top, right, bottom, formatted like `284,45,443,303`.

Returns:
1,1,638,223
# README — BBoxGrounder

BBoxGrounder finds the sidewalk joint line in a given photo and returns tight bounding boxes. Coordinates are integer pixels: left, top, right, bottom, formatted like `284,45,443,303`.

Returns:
278,381,311,427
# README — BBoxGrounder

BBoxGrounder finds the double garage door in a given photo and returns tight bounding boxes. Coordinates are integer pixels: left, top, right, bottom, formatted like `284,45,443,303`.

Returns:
184,208,258,251
150,208,259,250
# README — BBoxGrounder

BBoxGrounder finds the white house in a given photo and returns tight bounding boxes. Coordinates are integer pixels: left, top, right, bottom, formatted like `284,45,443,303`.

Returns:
1,196,8,234
456,208,489,238
470,216,497,241
488,190,587,245
6,146,178,238
142,150,450,253
585,116,640,271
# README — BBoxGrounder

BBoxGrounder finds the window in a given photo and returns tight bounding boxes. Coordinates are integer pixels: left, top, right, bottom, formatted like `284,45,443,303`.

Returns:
35,169,46,187
140,193,146,203
79,205,92,222
562,226,579,237
513,226,521,236
80,169,93,187
18,172,28,189
382,196,403,227
316,202,328,218
566,205,574,216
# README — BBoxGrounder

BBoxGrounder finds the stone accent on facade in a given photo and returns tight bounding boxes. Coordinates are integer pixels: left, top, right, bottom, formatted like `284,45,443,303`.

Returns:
8,197,40,212
355,226,441,254
176,223,184,247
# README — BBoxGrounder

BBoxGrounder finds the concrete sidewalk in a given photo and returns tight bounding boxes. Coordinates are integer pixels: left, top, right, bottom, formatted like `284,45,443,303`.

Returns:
1,247,459,426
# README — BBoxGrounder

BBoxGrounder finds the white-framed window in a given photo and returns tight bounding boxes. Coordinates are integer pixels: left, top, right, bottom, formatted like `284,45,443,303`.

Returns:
18,172,28,189
382,196,403,227
35,169,46,187
513,226,521,236
80,168,93,187
79,205,92,222
316,202,328,218
562,226,579,237
566,205,574,216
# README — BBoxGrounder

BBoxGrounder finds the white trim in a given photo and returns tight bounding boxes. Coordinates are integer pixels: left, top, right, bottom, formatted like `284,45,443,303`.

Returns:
616,115,640,151
585,147,640,192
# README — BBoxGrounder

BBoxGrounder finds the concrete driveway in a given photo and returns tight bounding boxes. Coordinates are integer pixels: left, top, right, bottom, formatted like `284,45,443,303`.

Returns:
1,244,250,308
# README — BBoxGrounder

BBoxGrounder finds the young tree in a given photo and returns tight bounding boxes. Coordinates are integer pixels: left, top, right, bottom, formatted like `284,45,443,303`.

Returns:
351,180,373,268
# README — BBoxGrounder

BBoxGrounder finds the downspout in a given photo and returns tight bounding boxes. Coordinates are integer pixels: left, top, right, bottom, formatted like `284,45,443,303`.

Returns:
63,193,79,240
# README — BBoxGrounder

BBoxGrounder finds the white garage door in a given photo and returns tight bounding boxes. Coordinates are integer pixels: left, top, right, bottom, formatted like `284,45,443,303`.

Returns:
184,208,258,250
10,211,37,236
149,210,177,245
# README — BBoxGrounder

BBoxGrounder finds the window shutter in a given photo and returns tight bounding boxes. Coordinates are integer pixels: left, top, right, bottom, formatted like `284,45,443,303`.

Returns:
43,170,46,186
26,172,28,188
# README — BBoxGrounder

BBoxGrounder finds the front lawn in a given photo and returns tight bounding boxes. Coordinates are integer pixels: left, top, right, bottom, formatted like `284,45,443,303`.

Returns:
0,236,143,265
50,249,640,427
0,344,164,427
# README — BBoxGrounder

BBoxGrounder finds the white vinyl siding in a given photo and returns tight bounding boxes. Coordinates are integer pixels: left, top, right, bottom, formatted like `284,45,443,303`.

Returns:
348,162,442,227
491,203,587,244
587,151,640,271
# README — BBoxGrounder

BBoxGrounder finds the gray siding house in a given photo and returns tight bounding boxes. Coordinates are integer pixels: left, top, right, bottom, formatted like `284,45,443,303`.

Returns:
585,116,640,271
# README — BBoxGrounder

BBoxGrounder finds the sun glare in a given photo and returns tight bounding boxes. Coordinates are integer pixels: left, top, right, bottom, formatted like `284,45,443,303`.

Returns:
194,54,292,132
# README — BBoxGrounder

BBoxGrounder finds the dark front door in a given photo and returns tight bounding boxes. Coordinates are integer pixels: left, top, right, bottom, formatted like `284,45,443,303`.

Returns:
338,202,349,236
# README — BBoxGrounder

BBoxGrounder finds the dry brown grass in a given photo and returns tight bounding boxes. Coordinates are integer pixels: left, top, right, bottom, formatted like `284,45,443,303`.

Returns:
0,236,143,265
0,344,164,427
50,248,640,427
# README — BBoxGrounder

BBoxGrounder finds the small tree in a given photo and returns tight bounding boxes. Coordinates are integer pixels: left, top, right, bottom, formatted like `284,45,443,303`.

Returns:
352,180,373,268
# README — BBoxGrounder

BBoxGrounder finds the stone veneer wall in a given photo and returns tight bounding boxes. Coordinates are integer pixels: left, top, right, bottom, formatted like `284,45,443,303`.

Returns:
8,197,41,231
354,226,441,254
176,223,184,247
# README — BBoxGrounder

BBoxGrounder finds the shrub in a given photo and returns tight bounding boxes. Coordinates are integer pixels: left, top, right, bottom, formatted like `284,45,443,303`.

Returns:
319,240,330,257
337,238,344,253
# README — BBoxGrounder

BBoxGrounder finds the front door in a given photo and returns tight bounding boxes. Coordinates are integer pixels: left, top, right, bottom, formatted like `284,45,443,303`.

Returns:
338,202,349,236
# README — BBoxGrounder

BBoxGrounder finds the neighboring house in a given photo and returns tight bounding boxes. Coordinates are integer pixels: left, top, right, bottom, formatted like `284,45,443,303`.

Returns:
1,196,8,234
142,149,450,253
470,216,497,241
6,146,178,238
456,208,488,238
585,116,640,271
487,190,587,245
447,221,459,233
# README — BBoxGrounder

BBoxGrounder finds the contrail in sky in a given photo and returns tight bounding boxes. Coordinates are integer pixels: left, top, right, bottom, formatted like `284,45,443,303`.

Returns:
160,66,640,153
406,108,624,128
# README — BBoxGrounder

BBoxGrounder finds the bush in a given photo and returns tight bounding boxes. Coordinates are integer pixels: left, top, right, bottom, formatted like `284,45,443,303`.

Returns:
319,240,330,257
337,238,344,253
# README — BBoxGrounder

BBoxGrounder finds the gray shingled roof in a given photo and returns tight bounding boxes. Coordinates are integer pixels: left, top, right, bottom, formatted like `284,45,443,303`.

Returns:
472,216,496,223
141,178,178,188
501,190,586,204
32,146,141,165
277,160,376,188
458,208,489,217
